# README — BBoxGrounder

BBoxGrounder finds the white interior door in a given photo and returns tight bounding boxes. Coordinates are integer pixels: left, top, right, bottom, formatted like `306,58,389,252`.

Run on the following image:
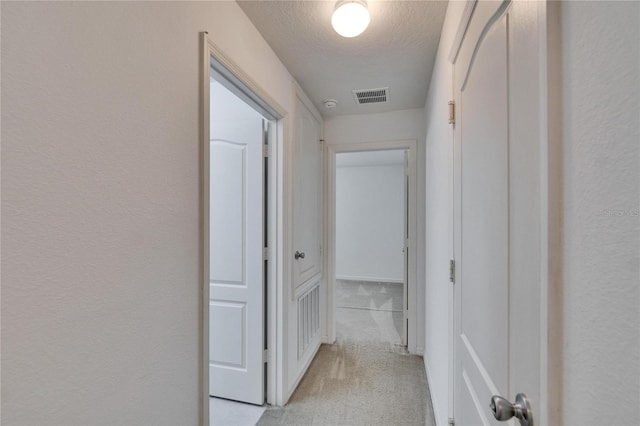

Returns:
293,95,323,290
209,80,265,405
453,1,544,424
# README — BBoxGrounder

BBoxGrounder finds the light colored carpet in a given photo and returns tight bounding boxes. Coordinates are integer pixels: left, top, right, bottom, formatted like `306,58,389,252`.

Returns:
258,280,434,426
336,280,404,312
336,280,404,346
336,307,404,345
257,342,434,425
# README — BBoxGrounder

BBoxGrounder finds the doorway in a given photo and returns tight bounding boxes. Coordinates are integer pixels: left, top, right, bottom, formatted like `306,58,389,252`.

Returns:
326,140,418,353
334,149,408,347
202,35,287,423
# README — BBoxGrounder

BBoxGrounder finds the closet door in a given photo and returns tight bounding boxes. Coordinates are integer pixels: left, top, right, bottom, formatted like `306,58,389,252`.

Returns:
292,94,323,291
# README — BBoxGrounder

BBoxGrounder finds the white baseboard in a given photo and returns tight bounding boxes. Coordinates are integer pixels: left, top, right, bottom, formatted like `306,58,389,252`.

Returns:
336,275,403,284
424,358,444,426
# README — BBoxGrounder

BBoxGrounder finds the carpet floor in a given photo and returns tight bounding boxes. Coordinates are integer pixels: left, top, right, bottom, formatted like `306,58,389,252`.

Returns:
257,281,435,426
335,280,404,346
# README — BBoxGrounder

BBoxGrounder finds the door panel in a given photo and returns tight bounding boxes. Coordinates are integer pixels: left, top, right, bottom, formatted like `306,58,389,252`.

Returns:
460,12,509,400
453,1,542,424
209,81,265,405
293,96,322,290
210,142,246,284
210,301,246,367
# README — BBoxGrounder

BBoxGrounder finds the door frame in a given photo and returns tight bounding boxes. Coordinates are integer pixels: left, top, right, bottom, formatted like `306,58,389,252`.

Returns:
446,1,562,424
325,139,419,353
200,32,289,423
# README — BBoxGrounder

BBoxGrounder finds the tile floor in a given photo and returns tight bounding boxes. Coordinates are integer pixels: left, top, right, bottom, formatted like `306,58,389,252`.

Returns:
210,397,266,426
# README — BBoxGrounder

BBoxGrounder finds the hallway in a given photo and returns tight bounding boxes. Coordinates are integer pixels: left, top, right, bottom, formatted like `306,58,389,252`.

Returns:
2,2,638,425
257,280,434,425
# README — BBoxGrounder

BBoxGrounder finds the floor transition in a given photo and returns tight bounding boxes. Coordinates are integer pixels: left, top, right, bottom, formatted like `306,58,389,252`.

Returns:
256,280,435,426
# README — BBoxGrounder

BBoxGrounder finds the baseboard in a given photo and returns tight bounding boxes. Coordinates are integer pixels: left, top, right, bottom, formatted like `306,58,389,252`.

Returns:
335,275,404,284
424,358,444,426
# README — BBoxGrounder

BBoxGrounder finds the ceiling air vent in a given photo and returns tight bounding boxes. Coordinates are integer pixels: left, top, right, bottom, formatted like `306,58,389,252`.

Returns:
352,87,389,105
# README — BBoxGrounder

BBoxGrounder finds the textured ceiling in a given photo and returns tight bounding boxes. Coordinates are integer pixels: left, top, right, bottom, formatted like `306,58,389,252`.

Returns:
237,0,448,117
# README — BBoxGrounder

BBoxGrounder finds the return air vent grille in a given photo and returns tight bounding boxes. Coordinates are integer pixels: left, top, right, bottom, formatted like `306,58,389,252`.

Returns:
352,87,389,105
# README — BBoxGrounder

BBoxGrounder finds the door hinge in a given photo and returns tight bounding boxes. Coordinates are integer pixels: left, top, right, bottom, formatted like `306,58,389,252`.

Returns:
448,100,455,124
448,417,455,426
263,144,271,158
263,247,270,261
263,349,269,363
449,259,455,283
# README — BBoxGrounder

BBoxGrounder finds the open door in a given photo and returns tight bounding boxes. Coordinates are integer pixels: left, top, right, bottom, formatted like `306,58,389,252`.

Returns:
208,79,266,405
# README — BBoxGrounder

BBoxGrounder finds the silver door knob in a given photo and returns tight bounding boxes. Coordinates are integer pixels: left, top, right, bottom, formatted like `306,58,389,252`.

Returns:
490,393,533,426
294,251,305,260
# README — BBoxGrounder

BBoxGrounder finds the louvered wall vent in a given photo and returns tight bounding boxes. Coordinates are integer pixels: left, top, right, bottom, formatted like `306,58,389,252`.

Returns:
352,87,389,105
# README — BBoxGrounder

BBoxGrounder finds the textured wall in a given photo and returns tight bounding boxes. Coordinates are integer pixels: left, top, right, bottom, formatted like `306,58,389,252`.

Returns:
336,163,405,282
1,2,293,424
422,1,465,424
325,108,427,352
561,2,640,424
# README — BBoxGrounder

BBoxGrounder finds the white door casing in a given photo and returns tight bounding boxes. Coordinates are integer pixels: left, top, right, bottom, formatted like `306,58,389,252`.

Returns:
208,80,265,405
403,150,409,346
451,0,556,424
326,140,418,352
201,34,292,416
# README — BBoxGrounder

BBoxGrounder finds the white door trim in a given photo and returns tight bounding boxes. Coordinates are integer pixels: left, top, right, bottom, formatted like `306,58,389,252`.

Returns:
200,32,290,423
537,2,563,424
325,139,419,353
446,2,562,424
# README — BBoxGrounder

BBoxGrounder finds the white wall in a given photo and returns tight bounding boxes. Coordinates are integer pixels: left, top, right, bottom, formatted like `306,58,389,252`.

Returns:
422,2,465,424
560,2,640,424
336,161,404,282
1,2,296,424
325,108,426,352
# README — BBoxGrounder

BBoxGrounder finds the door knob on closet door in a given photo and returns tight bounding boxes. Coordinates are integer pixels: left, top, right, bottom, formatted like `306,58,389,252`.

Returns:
490,393,533,426
294,251,305,260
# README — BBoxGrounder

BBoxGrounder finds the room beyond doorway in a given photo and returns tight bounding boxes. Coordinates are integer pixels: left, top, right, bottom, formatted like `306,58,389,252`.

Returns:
334,150,407,347
326,141,418,352
336,279,405,346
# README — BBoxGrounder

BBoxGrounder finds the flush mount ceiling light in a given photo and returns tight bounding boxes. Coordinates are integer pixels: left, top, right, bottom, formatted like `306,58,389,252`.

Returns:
331,0,370,38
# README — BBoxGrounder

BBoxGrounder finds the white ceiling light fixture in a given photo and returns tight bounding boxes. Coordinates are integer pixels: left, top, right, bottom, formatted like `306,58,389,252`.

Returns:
331,0,370,38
